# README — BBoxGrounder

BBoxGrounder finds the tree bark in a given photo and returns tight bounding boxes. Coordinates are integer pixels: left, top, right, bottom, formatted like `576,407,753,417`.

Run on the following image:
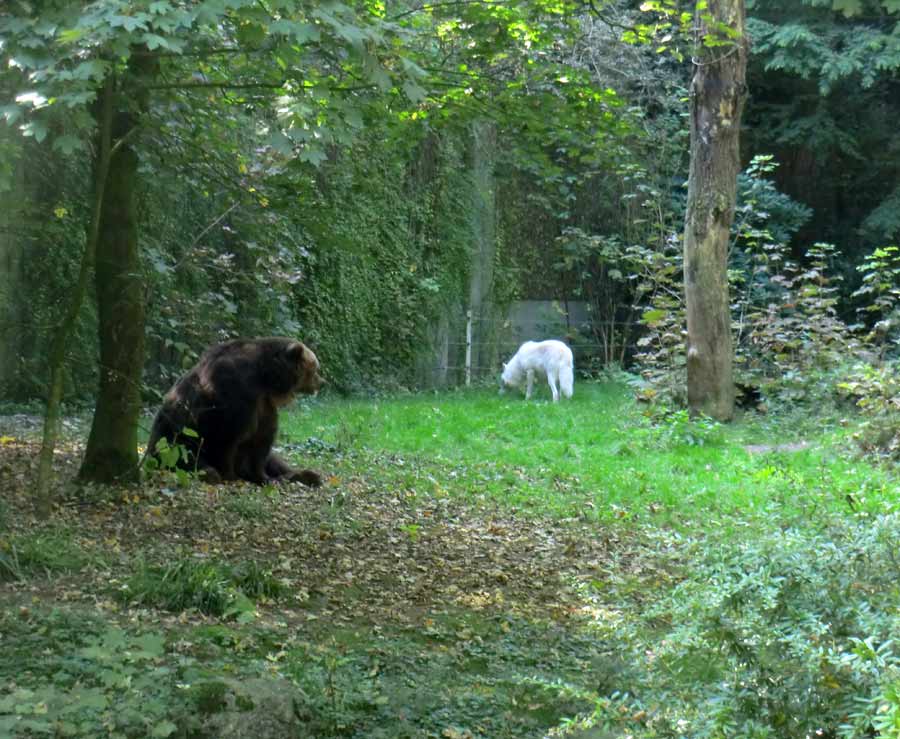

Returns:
467,119,498,380
0,127,24,395
80,56,155,484
683,0,748,421
35,75,119,515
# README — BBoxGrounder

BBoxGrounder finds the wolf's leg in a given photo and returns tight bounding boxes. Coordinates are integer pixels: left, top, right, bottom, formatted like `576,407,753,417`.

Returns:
525,369,535,400
548,369,560,402
559,363,574,398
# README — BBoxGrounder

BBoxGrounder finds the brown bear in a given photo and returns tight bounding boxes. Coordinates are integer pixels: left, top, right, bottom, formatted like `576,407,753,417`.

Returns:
146,337,324,486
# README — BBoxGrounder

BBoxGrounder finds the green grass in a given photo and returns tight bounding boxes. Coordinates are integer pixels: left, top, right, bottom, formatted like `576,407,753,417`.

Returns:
5,384,900,738
118,556,283,617
282,382,897,527
0,529,94,582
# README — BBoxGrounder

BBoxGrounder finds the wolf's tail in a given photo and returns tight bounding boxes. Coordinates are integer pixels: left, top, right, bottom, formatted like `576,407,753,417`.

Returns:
559,361,574,399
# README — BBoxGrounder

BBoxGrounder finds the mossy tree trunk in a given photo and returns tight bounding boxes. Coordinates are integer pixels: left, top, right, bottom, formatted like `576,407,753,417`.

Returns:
0,127,24,395
80,56,155,484
683,0,748,421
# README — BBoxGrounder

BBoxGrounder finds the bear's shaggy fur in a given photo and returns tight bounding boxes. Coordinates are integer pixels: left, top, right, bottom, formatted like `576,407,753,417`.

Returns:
146,337,324,486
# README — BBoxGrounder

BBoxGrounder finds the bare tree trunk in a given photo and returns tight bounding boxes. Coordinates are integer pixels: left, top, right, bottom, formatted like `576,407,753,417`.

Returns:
79,60,151,484
683,0,748,421
35,76,118,515
467,119,498,379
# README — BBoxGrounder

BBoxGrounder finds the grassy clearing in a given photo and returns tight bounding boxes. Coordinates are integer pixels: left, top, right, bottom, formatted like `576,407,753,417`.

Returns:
3,383,900,737
282,381,896,527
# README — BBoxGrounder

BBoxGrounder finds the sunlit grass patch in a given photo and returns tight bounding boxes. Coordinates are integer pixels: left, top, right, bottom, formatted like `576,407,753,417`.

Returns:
281,382,898,527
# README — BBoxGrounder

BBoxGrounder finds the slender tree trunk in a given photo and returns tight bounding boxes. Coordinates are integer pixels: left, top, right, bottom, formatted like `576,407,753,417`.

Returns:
683,0,748,421
0,128,24,395
35,76,118,515
80,54,155,484
467,119,498,379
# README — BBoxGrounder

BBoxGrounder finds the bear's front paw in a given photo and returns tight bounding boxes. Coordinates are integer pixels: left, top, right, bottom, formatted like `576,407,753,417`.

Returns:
288,469,323,488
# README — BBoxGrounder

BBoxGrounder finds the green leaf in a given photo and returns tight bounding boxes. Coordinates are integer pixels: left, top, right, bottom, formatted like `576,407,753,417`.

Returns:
0,105,22,125
22,120,48,143
58,27,87,44
402,80,427,104
151,721,179,738
70,688,109,712
269,19,320,43
142,33,171,50
344,108,363,129
52,134,84,154
132,632,166,658
268,130,294,155
298,147,328,166
832,0,863,15
236,22,267,46
70,60,107,81
642,308,667,323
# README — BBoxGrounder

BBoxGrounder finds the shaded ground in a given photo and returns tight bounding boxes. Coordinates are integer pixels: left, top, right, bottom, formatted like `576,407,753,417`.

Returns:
1,428,667,736
0,433,639,629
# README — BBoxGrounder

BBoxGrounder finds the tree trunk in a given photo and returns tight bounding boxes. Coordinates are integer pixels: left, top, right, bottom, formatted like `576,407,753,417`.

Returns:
0,128,24,395
35,76,119,515
683,0,748,421
467,119,498,380
80,56,155,484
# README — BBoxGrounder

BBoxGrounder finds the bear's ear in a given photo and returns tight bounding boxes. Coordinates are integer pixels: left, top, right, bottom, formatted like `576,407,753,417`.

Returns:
285,341,306,361
287,341,318,370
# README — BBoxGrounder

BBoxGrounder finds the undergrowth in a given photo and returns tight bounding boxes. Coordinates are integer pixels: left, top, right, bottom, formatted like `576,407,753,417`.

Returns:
4,384,900,737
117,556,283,618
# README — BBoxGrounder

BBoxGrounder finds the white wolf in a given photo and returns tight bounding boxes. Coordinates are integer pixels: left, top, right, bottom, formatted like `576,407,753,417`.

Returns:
500,340,574,402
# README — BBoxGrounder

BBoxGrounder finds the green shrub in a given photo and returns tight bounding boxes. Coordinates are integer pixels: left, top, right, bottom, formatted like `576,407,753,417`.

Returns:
229,559,285,600
639,514,900,737
640,408,725,449
0,611,196,739
838,360,900,458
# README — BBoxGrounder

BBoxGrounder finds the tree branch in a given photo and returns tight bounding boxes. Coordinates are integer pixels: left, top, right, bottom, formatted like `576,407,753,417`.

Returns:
143,79,288,90
388,0,513,22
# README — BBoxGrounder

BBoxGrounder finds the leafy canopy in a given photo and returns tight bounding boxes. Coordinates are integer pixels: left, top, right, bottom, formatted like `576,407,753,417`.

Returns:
0,0,418,159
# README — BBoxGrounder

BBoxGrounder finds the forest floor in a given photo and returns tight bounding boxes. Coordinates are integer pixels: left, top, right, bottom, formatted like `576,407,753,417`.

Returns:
1,384,898,737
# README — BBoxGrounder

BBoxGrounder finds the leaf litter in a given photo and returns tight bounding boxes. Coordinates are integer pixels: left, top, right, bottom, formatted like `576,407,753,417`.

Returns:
0,432,655,630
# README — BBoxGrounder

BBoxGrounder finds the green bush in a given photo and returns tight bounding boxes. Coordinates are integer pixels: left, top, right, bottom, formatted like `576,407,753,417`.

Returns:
839,360,900,458
639,514,900,737
0,611,194,738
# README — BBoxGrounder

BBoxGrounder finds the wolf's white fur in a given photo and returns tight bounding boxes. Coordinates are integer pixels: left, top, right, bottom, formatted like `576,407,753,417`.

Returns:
501,340,574,402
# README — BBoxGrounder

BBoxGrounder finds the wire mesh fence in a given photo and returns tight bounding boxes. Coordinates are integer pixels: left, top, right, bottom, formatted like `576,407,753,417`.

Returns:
417,301,638,388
